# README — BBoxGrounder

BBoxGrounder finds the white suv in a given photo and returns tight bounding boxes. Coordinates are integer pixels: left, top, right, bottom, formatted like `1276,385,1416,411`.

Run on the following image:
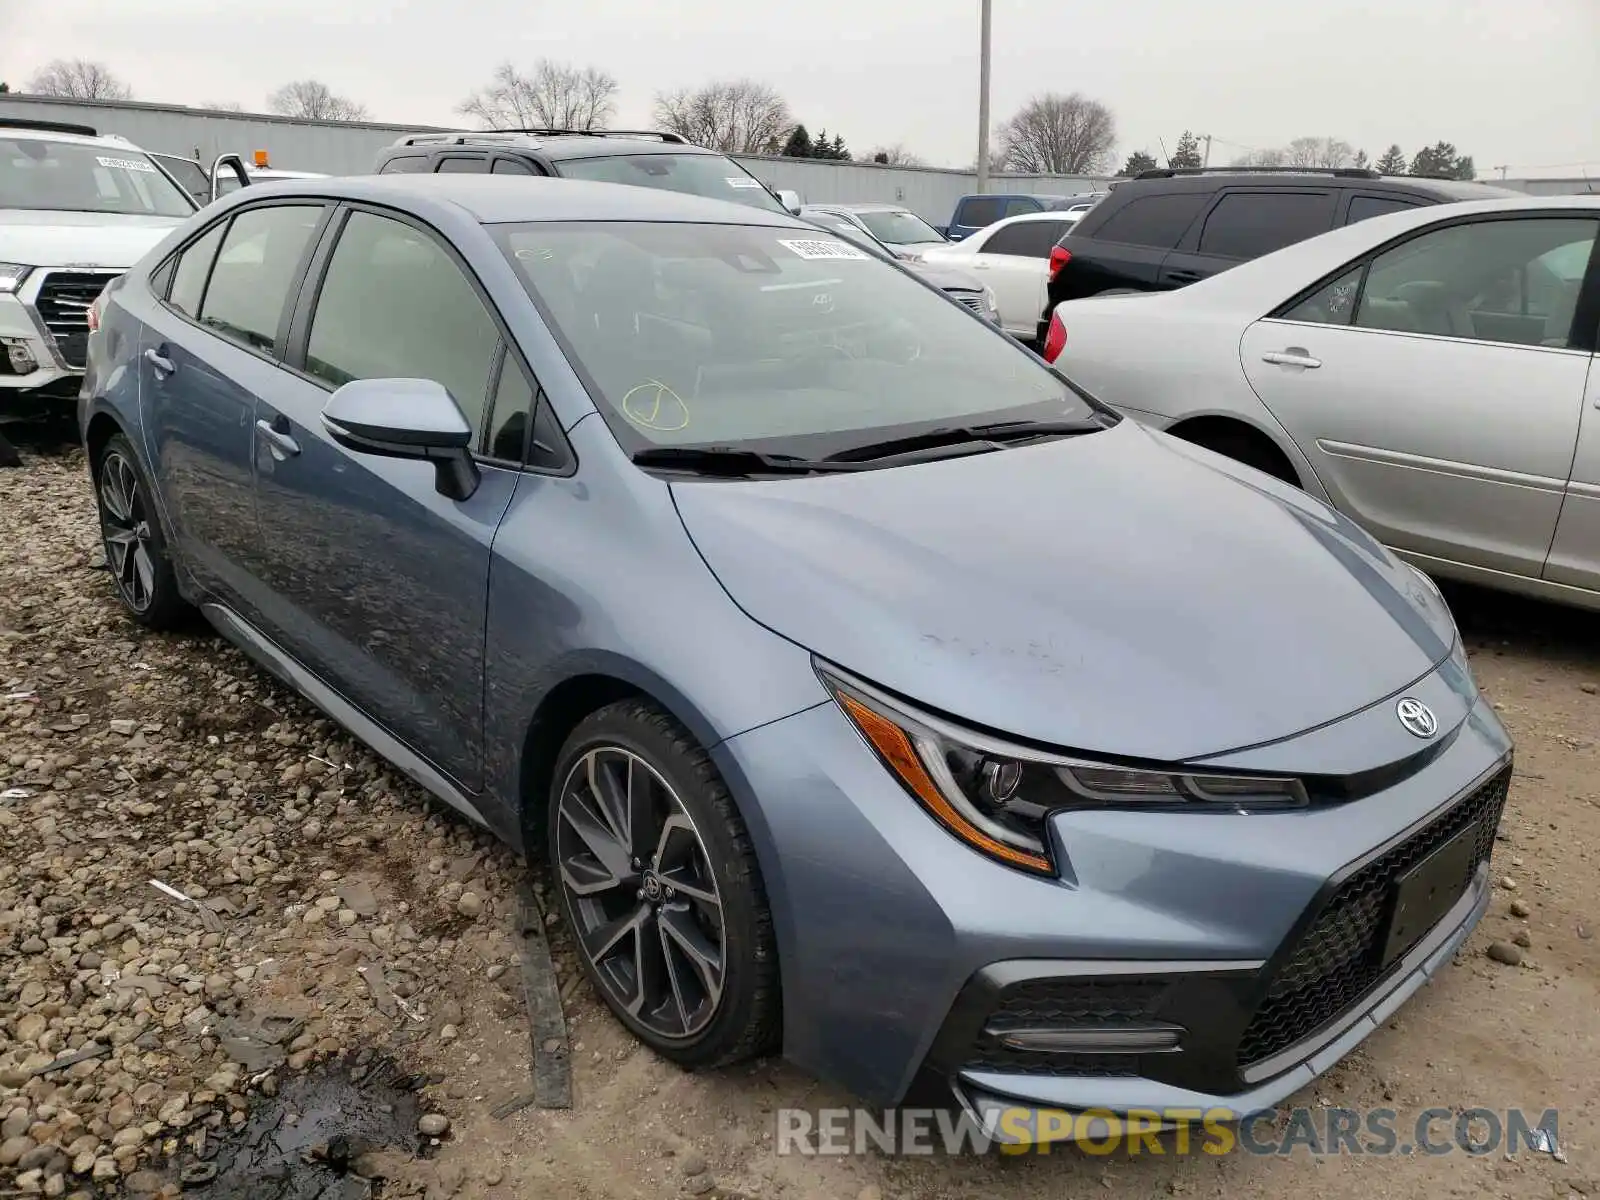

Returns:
1,119,197,421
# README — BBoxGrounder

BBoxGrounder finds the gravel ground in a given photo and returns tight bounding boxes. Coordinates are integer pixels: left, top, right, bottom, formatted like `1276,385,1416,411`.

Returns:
3,442,1597,1200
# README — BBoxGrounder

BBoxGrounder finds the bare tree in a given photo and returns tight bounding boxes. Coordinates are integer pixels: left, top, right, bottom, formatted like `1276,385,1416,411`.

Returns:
26,59,132,100
869,144,925,167
268,80,369,122
1285,136,1355,168
652,80,792,154
1230,147,1288,168
458,61,618,131
996,93,1116,174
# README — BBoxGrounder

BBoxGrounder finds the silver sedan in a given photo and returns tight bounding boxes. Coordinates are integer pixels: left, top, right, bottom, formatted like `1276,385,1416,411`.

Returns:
1043,195,1600,611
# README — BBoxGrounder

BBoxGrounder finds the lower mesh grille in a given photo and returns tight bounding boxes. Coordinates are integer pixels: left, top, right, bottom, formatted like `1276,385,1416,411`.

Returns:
1238,766,1510,1067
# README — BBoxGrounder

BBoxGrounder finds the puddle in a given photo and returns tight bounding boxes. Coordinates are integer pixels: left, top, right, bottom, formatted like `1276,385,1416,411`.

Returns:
181,1056,429,1199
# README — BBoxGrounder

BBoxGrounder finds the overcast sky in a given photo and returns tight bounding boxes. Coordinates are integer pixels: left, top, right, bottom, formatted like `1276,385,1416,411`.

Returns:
2,0,1596,177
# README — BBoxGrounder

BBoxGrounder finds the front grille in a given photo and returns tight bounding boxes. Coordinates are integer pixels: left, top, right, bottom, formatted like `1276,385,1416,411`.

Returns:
33,271,116,370
966,977,1170,1075
1238,766,1511,1068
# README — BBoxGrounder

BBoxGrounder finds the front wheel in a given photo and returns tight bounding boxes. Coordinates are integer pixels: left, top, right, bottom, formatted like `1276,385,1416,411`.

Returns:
548,700,780,1068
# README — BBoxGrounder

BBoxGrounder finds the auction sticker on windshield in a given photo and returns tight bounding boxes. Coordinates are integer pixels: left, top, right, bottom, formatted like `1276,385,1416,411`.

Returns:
727,177,765,189
778,238,870,262
96,155,156,173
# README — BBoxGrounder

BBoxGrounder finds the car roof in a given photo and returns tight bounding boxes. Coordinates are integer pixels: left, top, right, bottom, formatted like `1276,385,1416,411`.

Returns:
380,132,718,163
1109,169,1519,201
1122,194,1600,312
0,123,147,152
228,173,811,227
988,209,1083,224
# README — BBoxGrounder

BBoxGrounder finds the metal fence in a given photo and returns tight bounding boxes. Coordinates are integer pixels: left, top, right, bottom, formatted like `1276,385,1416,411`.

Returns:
1,94,1586,222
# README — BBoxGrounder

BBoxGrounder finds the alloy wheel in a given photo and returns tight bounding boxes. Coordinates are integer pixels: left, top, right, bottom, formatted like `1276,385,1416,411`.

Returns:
98,452,156,613
555,747,726,1040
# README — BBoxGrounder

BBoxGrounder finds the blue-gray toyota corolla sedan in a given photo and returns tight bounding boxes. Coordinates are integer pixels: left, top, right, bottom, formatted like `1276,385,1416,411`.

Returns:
78,174,1512,1145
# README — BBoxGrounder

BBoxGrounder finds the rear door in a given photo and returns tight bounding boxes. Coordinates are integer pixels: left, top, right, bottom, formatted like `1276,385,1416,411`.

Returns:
1159,187,1338,288
960,217,1071,337
137,202,328,617
248,205,527,792
1240,212,1599,577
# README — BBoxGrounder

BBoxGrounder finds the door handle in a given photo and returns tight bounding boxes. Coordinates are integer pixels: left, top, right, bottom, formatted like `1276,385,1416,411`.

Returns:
254,417,300,458
143,347,175,375
1262,350,1323,369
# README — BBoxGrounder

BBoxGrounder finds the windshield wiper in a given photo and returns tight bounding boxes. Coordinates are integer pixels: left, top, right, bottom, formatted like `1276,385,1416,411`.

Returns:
631,446,855,477
823,418,1105,464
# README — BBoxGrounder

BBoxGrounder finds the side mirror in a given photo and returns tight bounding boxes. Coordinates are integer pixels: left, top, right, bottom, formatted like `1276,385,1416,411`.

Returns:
776,189,803,215
209,153,250,203
321,378,480,501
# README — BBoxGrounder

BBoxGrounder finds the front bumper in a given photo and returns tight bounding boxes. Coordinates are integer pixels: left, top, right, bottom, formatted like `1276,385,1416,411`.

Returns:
715,665,1512,1123
0,270,117,409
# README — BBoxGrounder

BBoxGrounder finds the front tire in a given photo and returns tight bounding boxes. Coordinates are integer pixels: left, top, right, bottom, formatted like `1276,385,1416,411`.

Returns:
93,434,190,629
548,700,779,1068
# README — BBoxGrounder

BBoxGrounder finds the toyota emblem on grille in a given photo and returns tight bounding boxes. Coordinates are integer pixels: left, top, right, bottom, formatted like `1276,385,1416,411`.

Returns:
1396,697,1438,738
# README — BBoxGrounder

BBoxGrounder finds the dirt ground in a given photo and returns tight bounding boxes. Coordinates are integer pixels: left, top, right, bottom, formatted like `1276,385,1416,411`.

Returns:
2,442,1596,1200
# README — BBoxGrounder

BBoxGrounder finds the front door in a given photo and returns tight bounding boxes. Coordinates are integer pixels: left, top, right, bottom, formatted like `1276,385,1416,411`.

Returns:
137,202,327,616
249,206,527,792
1241,213,1599,578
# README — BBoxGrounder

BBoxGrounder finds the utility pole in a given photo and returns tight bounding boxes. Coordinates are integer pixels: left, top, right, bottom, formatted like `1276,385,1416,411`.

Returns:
976,0,992,193
1202,134,1212,168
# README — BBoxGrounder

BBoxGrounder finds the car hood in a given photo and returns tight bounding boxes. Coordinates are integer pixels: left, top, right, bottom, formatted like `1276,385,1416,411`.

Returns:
0,211,186,269
907,260,985,292
672,421,1455,761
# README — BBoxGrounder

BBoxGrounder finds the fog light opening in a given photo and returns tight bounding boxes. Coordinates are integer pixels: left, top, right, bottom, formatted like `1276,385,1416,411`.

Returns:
2,337,37,376
992,1025,1185,1054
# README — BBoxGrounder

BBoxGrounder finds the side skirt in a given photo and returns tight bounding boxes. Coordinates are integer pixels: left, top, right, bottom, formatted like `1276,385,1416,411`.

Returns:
199,601,490,830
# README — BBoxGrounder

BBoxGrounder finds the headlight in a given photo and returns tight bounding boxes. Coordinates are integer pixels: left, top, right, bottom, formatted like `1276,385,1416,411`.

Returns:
820,664,1309,877
0,264,31,294
982,285,998,313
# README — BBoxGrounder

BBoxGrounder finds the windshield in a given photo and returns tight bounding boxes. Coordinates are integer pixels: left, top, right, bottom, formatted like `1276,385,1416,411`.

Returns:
493,221,1092,457
0,137,195,216
552,153,788,214
855,209,946,245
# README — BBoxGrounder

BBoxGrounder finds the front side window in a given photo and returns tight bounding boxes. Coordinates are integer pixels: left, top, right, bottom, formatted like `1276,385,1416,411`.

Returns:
152,155,209,203
553,153,787,214
437,156,489,173
0,137,195,217
493,221,1095,457
492,158,538,175
306,211,501,435
198,205,323,352
1197,191,1336,260
1355,217,1600,348
854,210,946,246
380,156,429,174
956,197,1005,227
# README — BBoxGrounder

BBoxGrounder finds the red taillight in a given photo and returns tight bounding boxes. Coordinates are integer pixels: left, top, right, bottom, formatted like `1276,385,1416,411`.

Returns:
87,287,108,334
1043,310,1066,362
1048,246,1072,282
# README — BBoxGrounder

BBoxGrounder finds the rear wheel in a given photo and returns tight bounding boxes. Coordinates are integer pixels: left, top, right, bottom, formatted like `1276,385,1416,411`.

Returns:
93,434,190,629
1174,423,1300,488
549,700,779,1068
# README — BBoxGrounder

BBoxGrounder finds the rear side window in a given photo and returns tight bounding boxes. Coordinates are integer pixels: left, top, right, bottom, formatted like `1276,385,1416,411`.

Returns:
437,156,489,173
983,220,1069,257
379,156,429,174
306,211,501,435
1197,191,1336,260
167,222,227,319
1089,193,1206,249
198,205,323,353
957,197,1006,227
1346,194,1424,225
492,158,537,175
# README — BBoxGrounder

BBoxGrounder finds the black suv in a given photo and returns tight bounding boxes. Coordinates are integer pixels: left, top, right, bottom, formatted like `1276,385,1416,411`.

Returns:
371,128,792,215
1037,166,1516,341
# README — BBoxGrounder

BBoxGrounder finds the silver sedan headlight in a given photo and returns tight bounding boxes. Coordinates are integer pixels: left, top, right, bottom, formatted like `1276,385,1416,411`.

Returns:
0,263,32,294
